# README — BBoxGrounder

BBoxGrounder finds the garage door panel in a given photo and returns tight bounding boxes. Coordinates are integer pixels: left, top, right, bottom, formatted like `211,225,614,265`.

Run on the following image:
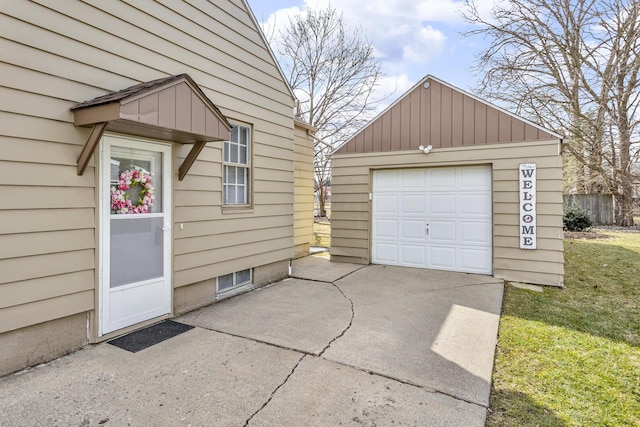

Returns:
374,170,398,190
429,168,456,190
373,243,399,264
429,246,457,270
460,165,492,189
459,192,492,216
459,220,492,244
430,194,456,215
400,244,427,267
374,194,398,214
401,169,426,189
400,194,426,214
374,219,398,239
460,247,492,273
373,166,492,274
401,220,425,240
430,220,456,243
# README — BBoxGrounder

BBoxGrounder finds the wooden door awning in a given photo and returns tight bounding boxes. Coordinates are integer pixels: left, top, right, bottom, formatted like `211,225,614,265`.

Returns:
72,74,231,180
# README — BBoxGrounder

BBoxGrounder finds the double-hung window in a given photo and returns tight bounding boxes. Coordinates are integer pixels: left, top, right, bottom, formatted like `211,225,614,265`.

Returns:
223,124,250,205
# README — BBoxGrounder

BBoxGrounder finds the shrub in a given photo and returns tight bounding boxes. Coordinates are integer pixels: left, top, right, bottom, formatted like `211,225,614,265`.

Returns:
563,200,593,231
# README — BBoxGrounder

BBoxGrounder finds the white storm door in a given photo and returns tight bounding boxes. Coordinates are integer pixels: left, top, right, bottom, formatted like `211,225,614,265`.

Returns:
372,166,492,274
100,135,172,336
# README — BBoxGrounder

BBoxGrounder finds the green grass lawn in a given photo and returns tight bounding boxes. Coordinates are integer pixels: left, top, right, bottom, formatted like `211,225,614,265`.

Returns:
488,232,640,426
312,219,331,247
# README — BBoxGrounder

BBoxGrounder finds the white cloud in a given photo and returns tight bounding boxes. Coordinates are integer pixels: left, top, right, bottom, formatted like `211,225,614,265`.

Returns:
290,71,415,120
402,26,447,63
416,0,465,22
259,0,483,85
259,6,305,41
464,0,513,24
299,0,455,68
303,0,465,24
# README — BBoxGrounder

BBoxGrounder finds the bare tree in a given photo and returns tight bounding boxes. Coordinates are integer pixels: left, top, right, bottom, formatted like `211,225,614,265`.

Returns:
464,0,640,225
273,7,385,217
313,138,332,219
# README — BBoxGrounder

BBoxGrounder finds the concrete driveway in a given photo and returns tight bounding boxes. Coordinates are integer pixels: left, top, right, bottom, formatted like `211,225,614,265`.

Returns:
0,255,503,426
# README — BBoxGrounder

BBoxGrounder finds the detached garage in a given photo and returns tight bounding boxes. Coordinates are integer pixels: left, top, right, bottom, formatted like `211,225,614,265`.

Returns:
330,75,564,287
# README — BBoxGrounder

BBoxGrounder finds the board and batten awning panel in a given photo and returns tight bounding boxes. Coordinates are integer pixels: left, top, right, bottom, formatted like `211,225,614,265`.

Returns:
72,74,232,180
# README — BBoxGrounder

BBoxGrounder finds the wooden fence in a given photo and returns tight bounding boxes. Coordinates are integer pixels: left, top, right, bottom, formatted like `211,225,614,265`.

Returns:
563,194,614,225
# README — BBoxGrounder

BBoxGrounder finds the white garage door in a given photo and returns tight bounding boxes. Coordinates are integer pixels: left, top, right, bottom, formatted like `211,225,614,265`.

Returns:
372,165,492,274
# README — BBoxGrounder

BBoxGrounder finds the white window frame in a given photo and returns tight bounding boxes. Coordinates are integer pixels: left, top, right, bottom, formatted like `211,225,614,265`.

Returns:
216,269,253,300
223,124,251,205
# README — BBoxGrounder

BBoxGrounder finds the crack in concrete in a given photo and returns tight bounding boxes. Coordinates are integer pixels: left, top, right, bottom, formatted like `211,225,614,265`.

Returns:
318,282,355,357
330,265,369,282
315,264,366,356
288,276,332,283
312,269,493,409
289,264,368,284
243,267,362,424
189,265,493,421
319,357,488,409
243,354,307,426
183,325,318,356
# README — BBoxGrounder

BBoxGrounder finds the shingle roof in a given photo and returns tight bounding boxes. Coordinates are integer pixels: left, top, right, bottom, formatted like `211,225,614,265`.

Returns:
71,74,229,127
72,74,187,110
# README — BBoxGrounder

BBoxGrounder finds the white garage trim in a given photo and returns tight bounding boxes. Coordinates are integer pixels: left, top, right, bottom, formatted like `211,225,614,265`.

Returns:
372,165,493,274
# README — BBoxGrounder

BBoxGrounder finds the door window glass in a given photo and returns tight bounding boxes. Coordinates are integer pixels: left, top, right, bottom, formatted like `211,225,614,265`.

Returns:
110,148,162,214
109,147,164,288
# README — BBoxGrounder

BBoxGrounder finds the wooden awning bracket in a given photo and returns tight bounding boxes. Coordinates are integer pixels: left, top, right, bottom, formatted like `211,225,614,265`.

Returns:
77,128,212,181
77,122,107,176
178,141,207,181
72,74,231,180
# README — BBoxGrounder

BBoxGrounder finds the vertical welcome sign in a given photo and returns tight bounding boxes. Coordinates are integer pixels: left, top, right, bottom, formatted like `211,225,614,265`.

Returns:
519,163,537,249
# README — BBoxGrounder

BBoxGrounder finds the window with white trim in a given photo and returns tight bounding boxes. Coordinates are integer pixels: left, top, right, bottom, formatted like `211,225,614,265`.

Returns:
223,124,250,205
217,269,252,293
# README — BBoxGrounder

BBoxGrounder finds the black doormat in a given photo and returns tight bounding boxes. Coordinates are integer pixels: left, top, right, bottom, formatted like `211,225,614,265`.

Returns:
108,320,194,353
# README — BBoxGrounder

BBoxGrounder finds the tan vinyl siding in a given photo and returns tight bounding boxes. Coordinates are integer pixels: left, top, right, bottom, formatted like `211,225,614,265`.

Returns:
0,0,294,334
0,271,95,311
330,140,564,287
336,78,556,154
0,291,94,335
175,247,294,287
293,124,315,257
0,209,95,235
0,229,95,259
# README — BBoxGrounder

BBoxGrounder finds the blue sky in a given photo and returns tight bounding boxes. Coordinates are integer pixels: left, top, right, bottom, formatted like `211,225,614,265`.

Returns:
246,0,494,103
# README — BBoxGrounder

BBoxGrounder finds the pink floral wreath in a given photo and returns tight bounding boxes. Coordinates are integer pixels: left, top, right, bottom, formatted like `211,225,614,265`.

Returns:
111,169,155,214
